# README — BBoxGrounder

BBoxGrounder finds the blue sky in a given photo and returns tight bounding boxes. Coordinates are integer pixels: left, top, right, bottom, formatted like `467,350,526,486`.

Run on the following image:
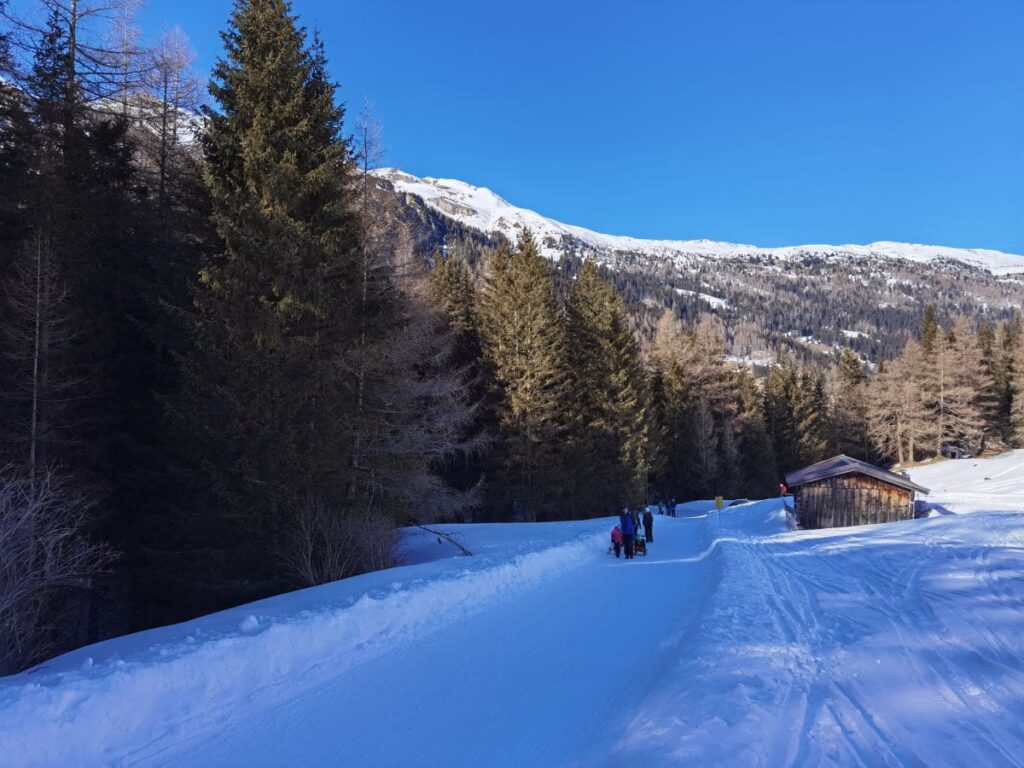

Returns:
141,0,1024,252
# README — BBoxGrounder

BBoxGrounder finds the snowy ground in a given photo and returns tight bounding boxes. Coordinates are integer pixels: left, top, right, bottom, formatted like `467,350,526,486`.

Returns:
2,455,1024,766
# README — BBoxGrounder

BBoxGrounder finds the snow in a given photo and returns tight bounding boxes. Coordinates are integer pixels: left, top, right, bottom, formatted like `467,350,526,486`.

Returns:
2,455,1024,765
674,288,729,309
841,329,871,340
374,168,1024,275
907,449,1024,515
725,350,776,368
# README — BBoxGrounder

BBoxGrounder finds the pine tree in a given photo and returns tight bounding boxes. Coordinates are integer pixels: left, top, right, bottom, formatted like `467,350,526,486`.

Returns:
477,231,573,520
430,251,480,356
735,368,778,497
921,305,939,358
763,359,802,475
564,261,649,515
427,249,493,514
1012,342,1024,446
977,319,1002,445
180,0,363,547
832,348,869,460
795,366,831,464
996,313,1022,443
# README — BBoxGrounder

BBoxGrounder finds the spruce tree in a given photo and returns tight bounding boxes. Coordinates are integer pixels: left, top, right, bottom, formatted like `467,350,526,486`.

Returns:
795,367,831,464
427,249,493,512
996,313,1022,443
180,0,363,552
564,261,649,515
921,305,939,358
763,359,802,474
1012,344,1024,446
477,231,573,520
735,368,778,497
833,348,869,460
430,250,481,361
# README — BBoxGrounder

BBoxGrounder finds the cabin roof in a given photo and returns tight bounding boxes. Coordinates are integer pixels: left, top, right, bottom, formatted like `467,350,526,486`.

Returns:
784,455,930,494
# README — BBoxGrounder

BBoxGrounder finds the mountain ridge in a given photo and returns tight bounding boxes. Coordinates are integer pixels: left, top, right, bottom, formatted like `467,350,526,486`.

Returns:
373,168,1024,276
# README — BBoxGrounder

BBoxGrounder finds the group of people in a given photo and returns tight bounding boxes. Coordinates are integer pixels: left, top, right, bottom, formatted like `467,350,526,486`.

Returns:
610,507,654,560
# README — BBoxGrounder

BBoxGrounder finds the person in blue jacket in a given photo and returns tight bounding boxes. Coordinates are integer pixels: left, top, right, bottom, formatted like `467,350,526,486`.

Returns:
619,508,636,559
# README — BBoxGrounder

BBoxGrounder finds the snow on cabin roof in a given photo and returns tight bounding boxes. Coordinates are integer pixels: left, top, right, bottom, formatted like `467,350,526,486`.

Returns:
785,455,930,495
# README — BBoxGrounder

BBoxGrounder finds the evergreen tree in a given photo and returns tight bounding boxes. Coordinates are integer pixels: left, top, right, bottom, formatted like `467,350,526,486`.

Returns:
995,313,1022,443
430,251,481,361
427,249,493,514
832,348,870,460
921,305,939,358
763,359,802,475
564,261,649,515
1012,342,1024,446
179,0,365,572
477,232,573,520
795,366,831,464
734,368,778,497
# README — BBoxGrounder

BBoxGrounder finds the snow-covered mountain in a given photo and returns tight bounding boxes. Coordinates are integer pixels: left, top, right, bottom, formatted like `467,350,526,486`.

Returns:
373,168,1024,276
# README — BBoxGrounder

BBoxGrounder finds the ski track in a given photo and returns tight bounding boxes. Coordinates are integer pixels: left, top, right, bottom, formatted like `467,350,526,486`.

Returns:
609,507,1024,767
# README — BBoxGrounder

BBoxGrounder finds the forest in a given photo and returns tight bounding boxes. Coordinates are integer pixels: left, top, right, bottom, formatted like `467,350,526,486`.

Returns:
1,0,1023,674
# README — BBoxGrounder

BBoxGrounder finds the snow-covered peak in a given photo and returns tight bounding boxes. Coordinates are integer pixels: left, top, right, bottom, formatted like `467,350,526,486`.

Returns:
373,168,1024,276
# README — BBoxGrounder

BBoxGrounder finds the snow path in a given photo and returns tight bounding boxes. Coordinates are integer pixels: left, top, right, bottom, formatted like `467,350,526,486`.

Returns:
133,514,721,767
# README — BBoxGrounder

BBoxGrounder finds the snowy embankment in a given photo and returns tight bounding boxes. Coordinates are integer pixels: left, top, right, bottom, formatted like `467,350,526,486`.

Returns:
0,521,610,767
2,453,1024,766
908,449,1024,515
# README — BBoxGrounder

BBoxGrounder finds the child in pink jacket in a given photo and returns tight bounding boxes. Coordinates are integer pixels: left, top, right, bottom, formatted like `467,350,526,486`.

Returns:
611,525,623,558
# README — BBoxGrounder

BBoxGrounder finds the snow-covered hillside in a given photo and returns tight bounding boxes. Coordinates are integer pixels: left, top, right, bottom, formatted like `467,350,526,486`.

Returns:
2,454,1024,766
375,168,1024,276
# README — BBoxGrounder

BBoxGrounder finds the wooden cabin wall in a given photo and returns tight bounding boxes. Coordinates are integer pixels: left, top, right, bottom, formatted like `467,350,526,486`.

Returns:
793,475,913,529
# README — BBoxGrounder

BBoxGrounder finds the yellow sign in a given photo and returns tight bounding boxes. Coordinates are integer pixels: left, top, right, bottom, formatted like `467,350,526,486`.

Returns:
715,496,724,509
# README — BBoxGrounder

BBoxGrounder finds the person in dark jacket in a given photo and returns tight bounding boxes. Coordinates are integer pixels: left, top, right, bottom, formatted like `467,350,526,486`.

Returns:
642,508,654,543
619,509,636,559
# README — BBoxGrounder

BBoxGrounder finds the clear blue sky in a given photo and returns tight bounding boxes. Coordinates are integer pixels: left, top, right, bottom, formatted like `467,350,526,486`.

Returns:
141,0,1024,252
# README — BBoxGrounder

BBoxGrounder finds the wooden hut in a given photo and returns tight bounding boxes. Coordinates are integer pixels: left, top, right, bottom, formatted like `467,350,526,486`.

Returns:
784,455,929,529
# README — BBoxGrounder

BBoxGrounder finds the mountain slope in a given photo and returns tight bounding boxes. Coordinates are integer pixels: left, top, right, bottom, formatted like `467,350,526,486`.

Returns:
373,168,1024,276
373,168,1024,366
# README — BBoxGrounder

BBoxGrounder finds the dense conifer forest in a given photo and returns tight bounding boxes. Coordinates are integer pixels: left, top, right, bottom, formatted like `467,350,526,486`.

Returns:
1,0,1022,673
